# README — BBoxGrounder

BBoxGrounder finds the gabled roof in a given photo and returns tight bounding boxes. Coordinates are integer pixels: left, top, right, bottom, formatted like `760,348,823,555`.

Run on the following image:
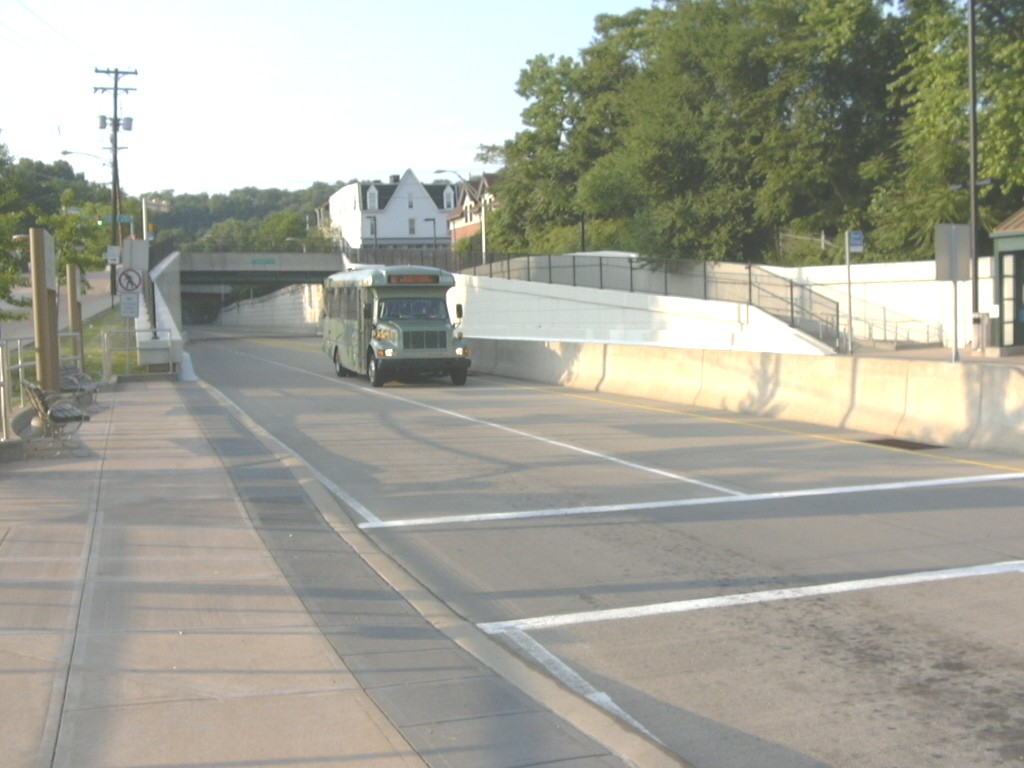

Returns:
994,206,1024,234
423,183,452,209
361,183,398,210
359,169,453,211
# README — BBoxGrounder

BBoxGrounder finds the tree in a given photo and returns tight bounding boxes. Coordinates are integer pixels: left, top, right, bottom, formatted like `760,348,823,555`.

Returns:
868,0,1024,260
480,9,656,253
751,0,903,237
36,189,110,279
191,218,257,251
0,146,110,317
594,0,904,261
0,146,26,317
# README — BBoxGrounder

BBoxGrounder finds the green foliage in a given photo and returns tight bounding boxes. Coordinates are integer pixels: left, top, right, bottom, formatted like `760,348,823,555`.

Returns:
481,0,1024,265
0,140,343,267
153,183,342,252
868,0,1024,259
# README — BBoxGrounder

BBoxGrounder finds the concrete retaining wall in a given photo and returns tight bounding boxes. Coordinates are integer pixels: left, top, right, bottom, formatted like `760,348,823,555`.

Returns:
468,338,1024,456
450,274,834,355
217,284,323,331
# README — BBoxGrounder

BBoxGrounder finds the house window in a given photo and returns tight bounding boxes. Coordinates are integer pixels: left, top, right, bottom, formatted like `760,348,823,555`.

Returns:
368,217,377,236
367,187,379,210
408,218,416,235
443,186,454,209
408,194,414,209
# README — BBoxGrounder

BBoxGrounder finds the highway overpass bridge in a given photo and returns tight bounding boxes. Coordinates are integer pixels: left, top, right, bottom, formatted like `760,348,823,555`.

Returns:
177,251,347,286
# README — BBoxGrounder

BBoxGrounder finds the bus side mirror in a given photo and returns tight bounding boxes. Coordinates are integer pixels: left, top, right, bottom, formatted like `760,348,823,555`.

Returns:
455,304,463,320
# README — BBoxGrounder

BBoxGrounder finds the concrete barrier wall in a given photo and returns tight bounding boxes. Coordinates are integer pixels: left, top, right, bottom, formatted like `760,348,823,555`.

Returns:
468,338,1024,456
451,274,835,355
217,284,322,331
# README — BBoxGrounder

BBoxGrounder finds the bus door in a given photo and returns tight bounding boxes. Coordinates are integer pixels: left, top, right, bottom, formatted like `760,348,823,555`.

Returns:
358,288,374,368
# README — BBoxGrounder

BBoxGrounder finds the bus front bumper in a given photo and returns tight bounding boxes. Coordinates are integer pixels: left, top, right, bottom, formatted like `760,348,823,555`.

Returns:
377,356,471,379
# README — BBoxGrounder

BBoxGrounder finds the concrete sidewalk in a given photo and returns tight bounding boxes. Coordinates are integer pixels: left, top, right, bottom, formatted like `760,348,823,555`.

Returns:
0,378,680,768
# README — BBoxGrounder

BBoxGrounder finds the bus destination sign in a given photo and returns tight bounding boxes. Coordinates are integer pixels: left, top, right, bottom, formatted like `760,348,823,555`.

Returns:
388,274,439,284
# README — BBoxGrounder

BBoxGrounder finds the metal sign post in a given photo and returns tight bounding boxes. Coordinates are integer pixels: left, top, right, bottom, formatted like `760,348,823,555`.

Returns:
845,231,863,354
935,224,971,363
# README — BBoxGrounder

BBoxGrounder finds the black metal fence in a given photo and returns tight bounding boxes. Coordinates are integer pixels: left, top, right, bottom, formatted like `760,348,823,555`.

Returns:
355,248,843,349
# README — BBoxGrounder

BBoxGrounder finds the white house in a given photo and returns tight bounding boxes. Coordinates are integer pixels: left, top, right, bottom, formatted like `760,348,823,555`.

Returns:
327,169,457,254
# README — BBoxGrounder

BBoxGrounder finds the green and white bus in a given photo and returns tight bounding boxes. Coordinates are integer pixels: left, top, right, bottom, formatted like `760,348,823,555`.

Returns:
321,265,471,386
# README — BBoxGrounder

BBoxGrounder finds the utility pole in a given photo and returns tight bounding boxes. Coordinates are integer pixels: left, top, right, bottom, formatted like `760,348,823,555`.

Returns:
966,0,980,316
94,67,136,304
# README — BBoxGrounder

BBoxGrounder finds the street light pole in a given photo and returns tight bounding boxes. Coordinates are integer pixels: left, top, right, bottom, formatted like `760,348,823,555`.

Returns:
424,218,437,253
141,195,170,242
368,215,378,250
967,0,979,316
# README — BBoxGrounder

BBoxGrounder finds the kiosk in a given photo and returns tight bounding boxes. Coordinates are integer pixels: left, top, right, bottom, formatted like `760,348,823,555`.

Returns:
991,207,1024,355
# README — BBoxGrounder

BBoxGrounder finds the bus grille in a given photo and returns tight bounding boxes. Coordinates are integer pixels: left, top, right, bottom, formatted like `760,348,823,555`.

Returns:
403,331,447,350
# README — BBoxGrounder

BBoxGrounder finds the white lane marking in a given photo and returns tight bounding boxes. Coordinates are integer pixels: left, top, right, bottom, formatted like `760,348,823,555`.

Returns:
206,347,1024,747
199,381,386,527
479,559,1024,742
209,352,1024,543
233,351,744,497
361,471,1024,529
480,559,1024,634
501,627,662,743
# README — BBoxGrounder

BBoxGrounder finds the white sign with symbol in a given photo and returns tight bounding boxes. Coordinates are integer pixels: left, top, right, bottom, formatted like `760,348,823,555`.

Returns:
117,267,143,293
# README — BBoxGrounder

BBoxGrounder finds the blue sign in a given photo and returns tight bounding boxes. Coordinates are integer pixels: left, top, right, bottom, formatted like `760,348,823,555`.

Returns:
849,230,865,253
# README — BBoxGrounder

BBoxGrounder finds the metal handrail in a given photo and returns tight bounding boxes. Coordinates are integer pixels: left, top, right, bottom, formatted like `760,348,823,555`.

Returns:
101,327,175,381
358,249,843,349
0,344,12,442
0,334,88,409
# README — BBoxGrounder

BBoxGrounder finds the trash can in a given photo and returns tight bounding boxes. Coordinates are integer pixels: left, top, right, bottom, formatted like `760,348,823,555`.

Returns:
972,312,990,351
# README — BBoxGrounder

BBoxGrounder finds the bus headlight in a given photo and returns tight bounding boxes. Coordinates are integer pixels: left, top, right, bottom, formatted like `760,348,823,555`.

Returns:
377,348,395,358
454,346,469,357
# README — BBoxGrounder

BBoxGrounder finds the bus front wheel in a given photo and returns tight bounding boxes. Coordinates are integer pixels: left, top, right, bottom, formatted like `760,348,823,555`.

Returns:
367,354,385,387
451,368,467,386
333,349,347,377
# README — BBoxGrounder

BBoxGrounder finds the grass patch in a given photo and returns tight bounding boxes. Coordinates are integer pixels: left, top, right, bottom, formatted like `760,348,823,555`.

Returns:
75,309,147,378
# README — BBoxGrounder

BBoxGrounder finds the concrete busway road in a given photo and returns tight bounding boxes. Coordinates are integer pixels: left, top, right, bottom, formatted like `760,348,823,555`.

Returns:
186,329,1024,768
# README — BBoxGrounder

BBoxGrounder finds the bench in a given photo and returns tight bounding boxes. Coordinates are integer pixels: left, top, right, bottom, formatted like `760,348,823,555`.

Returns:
61,366,100,407
23,382,90,456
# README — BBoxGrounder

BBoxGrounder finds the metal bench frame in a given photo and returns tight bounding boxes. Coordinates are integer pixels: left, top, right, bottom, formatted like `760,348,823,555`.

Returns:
60,366,100,408
23,382,90,456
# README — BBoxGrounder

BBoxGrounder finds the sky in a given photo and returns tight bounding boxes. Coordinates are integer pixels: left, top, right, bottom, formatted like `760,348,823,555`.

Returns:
1,0,648,197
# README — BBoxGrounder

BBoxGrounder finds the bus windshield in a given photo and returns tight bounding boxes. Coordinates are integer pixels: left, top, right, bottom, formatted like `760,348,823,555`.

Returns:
379,297,448,321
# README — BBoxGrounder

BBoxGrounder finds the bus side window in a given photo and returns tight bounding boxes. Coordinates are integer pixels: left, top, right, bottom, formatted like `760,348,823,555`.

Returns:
364,302,373,321
344,287,357,320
